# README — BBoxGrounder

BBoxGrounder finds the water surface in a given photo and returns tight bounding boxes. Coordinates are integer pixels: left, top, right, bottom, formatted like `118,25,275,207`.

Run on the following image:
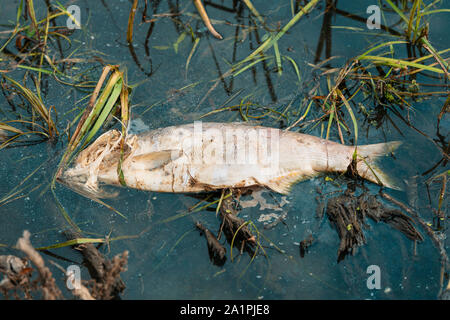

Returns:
0,0,448,299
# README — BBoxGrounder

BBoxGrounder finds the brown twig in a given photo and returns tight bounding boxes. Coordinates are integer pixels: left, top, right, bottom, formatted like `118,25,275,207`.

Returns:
48,260,94,300
218,194,256,257
127,0,139,43
195,221,227,266
15,231,62,300
0,255,30,297
193,0,223,39
63,228,126,300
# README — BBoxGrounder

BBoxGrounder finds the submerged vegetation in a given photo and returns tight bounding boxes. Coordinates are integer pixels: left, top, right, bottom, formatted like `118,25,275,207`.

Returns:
0,0,448,299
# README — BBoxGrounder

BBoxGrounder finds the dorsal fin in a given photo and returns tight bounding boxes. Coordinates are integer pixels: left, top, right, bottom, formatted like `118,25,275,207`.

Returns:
130,150,182,170
265,171,310,194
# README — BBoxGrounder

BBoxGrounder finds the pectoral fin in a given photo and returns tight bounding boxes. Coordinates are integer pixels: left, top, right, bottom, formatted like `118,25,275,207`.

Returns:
130,150,182,170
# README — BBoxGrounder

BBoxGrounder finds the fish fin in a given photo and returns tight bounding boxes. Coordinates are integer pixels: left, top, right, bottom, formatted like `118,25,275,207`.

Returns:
130,150,182,170
356,141,403,190
265,171,307,194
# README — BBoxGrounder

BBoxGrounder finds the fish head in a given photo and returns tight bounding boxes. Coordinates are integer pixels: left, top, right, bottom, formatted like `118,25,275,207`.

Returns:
62,129,129,184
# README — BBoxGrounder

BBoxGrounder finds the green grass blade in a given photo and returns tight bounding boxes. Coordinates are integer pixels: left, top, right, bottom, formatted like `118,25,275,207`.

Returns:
83,78,123,146
384,0,409,24
273,39,282,75
282,55,301,82
36,238,105,250
233,56,272,77
336,89,358,145
359,55,445,74
75,71,121,149
236,0,319,66
357,40,408,59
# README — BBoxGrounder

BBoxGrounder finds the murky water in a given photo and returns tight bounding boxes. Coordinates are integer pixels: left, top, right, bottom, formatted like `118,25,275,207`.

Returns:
0,0,448,299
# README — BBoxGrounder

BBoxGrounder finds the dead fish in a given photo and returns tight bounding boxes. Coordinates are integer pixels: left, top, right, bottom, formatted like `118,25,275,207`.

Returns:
62,122,402,197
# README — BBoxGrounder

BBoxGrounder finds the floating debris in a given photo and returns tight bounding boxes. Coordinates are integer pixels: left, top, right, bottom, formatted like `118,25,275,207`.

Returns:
0,231,128,300
299,234,315,258
195,221,227,267
326,191,423,262
263,212,288,230
63,228,127,300
0,254,31,298
218,195,256,257
240,189,290,211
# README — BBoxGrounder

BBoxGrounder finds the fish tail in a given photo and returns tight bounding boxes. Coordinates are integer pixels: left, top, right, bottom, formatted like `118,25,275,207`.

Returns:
355,141,403,190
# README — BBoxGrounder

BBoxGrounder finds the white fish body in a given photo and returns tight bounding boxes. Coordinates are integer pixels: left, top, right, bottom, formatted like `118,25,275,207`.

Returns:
63,122,401,196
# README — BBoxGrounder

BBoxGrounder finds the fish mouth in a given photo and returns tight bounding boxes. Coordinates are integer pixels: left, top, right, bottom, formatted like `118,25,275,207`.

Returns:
57,173,119,199
61,166,88,183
